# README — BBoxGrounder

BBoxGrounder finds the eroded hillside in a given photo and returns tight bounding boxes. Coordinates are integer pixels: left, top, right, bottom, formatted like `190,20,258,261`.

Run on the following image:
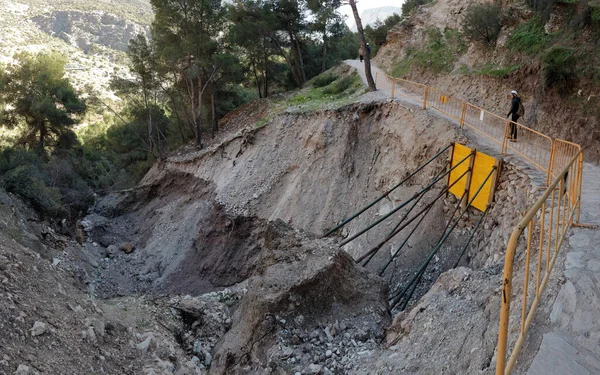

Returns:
1,64,548,374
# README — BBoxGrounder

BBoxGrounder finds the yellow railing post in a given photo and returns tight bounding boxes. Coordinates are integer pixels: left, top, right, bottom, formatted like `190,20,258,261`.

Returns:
459,102,467,129
577,153,583,223
496,150,583,375
423,87,428,110
501,120,510,155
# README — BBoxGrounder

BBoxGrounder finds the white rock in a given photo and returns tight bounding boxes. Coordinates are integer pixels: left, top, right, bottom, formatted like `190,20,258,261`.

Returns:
136,334,154,353
14,364,30,375
30,321,46,336
306,364,322,374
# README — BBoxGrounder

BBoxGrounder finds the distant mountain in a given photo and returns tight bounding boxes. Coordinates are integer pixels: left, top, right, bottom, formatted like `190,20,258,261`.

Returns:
0,0,152,99
349,6,402,31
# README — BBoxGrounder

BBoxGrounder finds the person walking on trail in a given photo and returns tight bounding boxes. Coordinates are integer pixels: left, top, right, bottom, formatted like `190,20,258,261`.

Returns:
358,43,371,62
506,90,523,142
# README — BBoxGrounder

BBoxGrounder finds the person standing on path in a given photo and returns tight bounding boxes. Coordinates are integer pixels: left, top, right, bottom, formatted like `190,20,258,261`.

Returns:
358,46,363,62
506,90,522,142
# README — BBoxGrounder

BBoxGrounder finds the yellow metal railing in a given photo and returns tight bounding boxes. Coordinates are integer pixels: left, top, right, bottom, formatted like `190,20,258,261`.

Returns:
496,149,583,374
372,72,587,374
375,73,576,185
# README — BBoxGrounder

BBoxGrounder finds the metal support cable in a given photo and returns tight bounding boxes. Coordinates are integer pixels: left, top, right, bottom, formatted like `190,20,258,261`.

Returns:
323,144,453,237
359,192,427,267
453,206,490,269
380,191,466,276
339,151,475,247
383,163,452,239
388,190,466,301
356,168,470,265
358,165,455,266
390,166,497,310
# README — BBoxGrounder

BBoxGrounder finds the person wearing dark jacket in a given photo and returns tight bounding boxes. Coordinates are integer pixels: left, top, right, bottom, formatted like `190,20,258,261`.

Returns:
506,90,521,142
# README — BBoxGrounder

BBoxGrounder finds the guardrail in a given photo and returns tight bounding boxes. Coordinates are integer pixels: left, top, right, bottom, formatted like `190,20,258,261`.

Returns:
496,149,583,374
374,72,578,190
373,72,586,373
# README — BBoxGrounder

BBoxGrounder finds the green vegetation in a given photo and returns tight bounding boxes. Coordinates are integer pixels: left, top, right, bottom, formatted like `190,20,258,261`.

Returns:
283,69,362,109
402,0,435,17
391,28,466,77
311,74,338,88
543,46,577,94
364,13,402,56
462,2,503,45
469,64,521,78
507,18,550,55
0,53,85,155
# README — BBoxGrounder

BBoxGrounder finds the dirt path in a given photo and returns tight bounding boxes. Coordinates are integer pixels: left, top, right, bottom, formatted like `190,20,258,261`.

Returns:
345,59,600,374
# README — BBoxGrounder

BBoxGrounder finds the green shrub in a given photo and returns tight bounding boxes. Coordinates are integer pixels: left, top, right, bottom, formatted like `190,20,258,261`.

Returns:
2,164,65,217
543,46,577,94
508,18,550,55
474,64,520,78
402,0,434,17
390,28,465,76
312,74,337,88
462,2,503,45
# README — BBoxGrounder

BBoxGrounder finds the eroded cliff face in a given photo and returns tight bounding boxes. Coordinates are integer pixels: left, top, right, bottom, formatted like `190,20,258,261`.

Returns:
32,10,150,53
375,0,600,162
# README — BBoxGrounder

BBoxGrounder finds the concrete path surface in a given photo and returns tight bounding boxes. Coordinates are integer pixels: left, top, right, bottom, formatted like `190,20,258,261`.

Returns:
345,59,600,375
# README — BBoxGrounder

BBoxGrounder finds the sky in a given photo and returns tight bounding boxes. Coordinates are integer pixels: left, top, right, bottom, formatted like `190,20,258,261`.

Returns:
338,0,404,26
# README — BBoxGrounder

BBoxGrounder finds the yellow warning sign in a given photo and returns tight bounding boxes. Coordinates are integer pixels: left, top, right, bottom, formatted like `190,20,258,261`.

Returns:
448,143,500,212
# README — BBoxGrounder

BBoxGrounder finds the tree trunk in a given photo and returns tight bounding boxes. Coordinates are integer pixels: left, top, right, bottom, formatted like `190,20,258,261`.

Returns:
321,30,328,73
147,106,154,157
38,120,45,155
349,0,377,92
289,31,306,85
252,60,262,98
211,89,218,137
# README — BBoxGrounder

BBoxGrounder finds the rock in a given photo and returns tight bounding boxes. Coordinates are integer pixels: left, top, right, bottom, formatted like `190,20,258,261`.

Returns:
14,364,30,375
203,351,212,366
279,345,294,359
193,340,203,354
52,258,61,266
136,334,154,353
92,319,105,337
106,245,119,258
325,350,333,357
120,242,134,254
291,334,301,345
30,321,47,337
306,363,322,374
294,315,305,326
87,326,97,342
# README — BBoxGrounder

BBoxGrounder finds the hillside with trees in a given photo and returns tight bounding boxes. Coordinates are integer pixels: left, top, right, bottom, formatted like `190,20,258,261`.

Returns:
1,0,406,221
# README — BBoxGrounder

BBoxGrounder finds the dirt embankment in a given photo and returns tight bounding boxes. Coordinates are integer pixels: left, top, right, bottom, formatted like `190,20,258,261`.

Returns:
144,102,461,258
375,0,600,162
